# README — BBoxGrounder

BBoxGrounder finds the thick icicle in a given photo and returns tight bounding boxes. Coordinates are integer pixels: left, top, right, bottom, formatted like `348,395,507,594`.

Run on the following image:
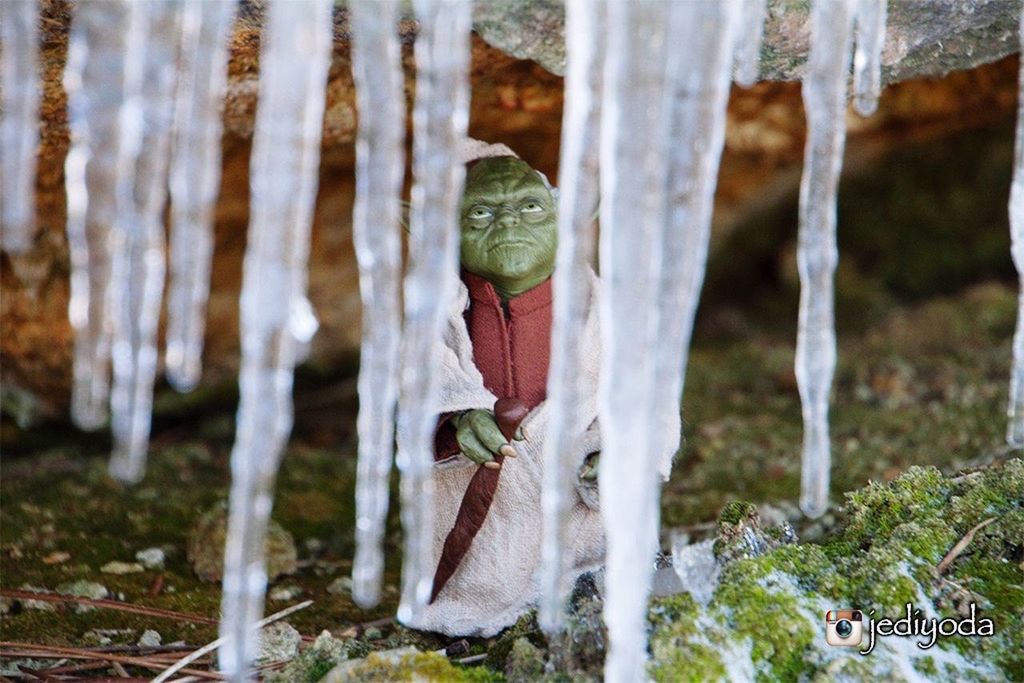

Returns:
1006,4,1024,447
852,0,887,116
538,0,604,636
165,0,237,393
217,0,332,677
63,0,133,431
733,0,768,88
796,0,856,518
0,0,41,253
597,1,677,679
106,1,182,484
395,0,472,624
349,0,406,609
654,2,744,505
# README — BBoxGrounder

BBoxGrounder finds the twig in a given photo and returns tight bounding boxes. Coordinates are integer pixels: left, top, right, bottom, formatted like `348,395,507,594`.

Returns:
151,600,314,683
111,661,131,677
0,590,219,626
454,654,487,665
937,517,997,574
0,642,223,680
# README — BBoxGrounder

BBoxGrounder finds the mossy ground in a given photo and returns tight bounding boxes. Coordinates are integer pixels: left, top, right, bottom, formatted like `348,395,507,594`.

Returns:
1,280,1020,679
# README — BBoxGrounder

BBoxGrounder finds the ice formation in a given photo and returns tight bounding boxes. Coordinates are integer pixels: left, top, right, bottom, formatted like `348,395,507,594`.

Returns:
1007,4,1024,447
796,0,886,518
165,0,236,393
106,0,181,484
597,2,760,678
63,0,134,431
538,0,605,635
0,0,41,253
349,0,406,609
394,0,472,624
853,0,887,116
734,0,768,88
217,0,332,677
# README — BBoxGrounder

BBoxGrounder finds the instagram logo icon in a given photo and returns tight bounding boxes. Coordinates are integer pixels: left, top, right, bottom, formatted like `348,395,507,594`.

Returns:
825,609,864,647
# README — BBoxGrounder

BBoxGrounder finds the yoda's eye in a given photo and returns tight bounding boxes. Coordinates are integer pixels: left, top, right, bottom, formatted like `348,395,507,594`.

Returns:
467,206,493,221
520,202,544,213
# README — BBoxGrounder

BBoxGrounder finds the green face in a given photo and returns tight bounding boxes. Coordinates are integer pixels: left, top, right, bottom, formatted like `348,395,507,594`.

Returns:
460,156,557,300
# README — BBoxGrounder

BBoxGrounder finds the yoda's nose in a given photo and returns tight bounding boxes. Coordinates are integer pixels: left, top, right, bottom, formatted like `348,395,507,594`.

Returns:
496,209,520,228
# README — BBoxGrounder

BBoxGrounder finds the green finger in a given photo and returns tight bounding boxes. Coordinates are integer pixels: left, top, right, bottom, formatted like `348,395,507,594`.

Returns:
471,416,509,456
457,428,493,465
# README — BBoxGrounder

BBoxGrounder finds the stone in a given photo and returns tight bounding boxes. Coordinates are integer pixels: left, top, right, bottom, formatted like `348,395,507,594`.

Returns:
268,584,302,602
16,584,55,611
135,547,166,569
100,561,145,575
137,630,162,648
186,502,297,583
256,622,302,665
326,576,353,596
56,579,108,613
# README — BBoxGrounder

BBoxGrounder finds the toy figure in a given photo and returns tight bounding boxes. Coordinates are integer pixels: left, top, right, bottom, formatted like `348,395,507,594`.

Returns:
400,148,676,637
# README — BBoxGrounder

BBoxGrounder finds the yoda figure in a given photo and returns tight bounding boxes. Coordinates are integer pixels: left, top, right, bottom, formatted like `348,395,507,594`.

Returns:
399,151,676,637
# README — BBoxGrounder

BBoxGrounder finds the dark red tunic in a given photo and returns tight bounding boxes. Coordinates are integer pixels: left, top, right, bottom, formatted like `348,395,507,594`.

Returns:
429,272,553,602
434,272,553,459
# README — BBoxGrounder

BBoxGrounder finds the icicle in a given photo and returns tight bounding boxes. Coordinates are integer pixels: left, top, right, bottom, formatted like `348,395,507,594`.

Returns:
1006,3,1024,447
597,2,750,677
349,0,406,609
733,0,768,88
796,0,857,518
852,0,887,116
165,0,237,393
106,1,182,484
395,0,472,624
538,0,604,636
63,0,133,431
597,1,678,679
217,0,332,677
0,0,41,253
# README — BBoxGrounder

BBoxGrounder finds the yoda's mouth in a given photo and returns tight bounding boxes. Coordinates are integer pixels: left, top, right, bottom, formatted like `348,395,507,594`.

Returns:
487,239,534,252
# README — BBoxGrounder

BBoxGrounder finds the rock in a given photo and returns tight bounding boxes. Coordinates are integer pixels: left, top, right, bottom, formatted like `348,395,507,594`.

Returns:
16,584,55,611
56,580,108,613
321,647,473,682
326,576,353,596
711,501,796,564
42,550,70,564
100,561,145,575
264,630,349,683
135,547,166,569
268,584,302,602
82,629,135,646
256,622,301,665
186,502,297,583
505,637,545,682
137,630,162,648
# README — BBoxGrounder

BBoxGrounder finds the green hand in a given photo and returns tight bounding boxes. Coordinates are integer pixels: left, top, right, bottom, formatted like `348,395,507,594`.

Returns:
580,451,600,482
454,409,518,468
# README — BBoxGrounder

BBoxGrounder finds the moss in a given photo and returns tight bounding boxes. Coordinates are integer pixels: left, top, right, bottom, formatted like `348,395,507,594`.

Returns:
324,649,502,682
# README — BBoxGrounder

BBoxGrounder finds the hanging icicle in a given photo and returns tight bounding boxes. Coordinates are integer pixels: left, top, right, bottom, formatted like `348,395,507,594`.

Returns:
395,0,472,624
733,0,768,88
217,0,332,678
597,1,678,678
64,0,133,431
349,0,406,610
106,0,182,484
0,0,41,253
538,0,605,636
165,0,237,393
795,0,857,518
852,0,887,116
1006,3,1024,447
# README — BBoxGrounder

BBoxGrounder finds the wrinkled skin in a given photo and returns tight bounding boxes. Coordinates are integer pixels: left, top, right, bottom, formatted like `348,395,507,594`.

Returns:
452,157,600,478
